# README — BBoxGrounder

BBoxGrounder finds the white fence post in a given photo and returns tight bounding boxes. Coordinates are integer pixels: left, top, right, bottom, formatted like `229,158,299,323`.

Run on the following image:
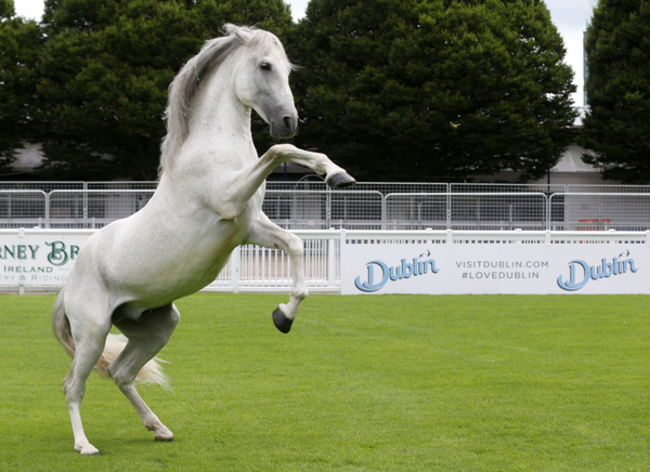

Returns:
328,228,336,289
231,246,240,293
17,227,25,295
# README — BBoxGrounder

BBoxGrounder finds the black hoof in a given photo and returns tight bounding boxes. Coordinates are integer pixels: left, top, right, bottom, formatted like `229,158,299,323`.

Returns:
272,307,293,334
326,172,356,189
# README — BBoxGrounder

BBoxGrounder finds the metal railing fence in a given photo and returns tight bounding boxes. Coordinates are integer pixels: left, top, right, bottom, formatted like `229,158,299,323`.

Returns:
0,190,48,228
384,192,549,230
6,181,650,194
48,189,155,228
0,181,158,191
548,193,650,231
263,190,384,229
268,180,450,195
4,182,650,231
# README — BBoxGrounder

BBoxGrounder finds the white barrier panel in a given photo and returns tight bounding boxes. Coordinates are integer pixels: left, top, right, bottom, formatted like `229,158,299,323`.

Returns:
0,229,93,288
341,232,650,295
3,228,650,295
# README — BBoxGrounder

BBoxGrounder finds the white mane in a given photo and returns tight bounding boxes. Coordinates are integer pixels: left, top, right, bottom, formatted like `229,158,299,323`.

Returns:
159,24,289,176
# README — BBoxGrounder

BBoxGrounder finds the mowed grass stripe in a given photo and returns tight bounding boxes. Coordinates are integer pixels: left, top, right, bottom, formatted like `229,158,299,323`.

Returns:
0,293,649,471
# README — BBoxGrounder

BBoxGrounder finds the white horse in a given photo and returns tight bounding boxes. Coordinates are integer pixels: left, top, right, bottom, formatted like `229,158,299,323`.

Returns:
52,24,355,455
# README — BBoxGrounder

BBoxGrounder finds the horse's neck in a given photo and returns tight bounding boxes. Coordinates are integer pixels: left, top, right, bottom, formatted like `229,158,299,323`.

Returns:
163,57,258,195
188,64,253,151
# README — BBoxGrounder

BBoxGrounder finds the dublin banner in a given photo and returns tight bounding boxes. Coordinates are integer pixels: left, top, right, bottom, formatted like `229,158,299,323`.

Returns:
2,229,649,294
341,242,649,295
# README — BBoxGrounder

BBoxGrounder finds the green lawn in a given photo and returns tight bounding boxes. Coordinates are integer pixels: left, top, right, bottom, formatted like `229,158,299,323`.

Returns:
1,293,649,471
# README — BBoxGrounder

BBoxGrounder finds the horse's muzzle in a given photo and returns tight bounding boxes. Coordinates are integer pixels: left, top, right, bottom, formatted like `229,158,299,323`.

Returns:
270,113,298,139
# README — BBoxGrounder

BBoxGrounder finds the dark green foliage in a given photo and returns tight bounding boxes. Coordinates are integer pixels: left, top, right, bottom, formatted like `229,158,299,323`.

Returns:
0,2,43,175
290,0,576,182
0,0,14,18
34,0,293,180
581,0,650,183
1,0,577,182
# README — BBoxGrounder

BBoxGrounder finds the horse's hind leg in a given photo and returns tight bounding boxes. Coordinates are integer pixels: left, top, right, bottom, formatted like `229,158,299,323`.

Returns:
63,307,112,455
245,213,307,333
108,304,179,441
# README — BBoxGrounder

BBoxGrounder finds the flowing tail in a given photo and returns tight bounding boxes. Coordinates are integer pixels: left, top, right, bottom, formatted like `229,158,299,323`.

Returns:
52,287,171,390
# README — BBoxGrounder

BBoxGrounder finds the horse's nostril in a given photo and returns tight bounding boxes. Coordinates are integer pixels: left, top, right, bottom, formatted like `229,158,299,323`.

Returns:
282,115,297,136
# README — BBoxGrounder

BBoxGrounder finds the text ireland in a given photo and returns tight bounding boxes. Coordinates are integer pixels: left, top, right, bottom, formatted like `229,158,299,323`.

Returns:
354,257,439,293
557,254,638,291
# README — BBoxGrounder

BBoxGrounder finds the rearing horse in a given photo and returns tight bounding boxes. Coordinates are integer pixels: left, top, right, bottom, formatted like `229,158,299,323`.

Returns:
52,24,355,455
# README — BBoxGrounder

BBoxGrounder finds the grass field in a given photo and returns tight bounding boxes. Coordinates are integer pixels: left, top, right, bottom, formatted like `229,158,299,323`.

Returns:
1,293,649,471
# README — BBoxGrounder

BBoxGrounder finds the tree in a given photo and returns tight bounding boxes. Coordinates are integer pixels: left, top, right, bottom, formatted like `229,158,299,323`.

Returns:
581,0,650,183
0,0,13,18
0,1,43,175
289,0,576,182
34,0,293,180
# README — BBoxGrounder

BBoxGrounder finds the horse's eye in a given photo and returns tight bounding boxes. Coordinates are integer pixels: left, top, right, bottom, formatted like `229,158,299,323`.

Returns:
260,63,272,71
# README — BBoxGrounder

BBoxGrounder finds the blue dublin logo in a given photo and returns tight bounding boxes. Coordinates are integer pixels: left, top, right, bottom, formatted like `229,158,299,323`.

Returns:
557,250,638,291
354,251,439,292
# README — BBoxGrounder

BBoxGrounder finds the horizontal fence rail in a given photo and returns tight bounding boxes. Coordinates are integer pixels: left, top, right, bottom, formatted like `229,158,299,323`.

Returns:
3,182,650,231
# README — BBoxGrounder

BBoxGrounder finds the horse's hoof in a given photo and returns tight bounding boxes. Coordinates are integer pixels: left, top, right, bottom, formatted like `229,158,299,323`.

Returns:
272,307,293,334
77,444,99,455
326,172,356,189
153,427,174,442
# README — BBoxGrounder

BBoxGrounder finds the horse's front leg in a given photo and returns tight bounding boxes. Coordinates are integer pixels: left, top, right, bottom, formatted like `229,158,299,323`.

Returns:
244,212,308,333
218,145,355,220
271,144,356,188
259,144,356,189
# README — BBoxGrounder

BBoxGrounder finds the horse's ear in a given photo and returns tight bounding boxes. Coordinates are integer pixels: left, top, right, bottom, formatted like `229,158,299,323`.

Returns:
229,25,252,44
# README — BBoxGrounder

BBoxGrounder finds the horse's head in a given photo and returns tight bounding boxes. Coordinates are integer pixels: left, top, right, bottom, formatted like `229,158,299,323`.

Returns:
229,26,298,139
161,25,301,174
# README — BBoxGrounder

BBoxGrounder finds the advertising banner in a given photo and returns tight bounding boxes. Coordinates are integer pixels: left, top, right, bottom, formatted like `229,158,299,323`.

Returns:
0,230,93,287
341,242,649,295
3,229,648,294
